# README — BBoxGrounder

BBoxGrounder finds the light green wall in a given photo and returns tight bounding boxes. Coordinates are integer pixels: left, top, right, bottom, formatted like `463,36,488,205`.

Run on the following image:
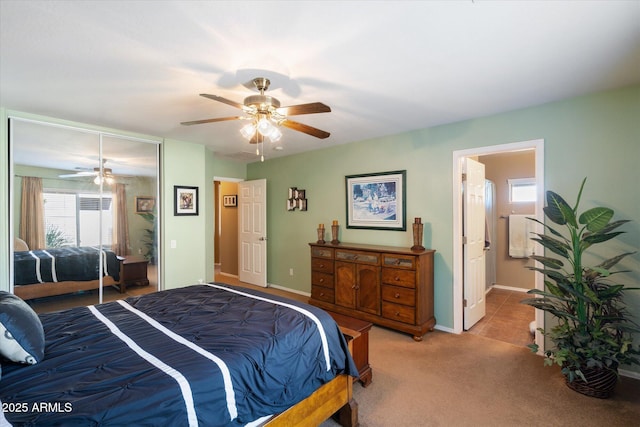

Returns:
161,139,211,288
247,85,640,372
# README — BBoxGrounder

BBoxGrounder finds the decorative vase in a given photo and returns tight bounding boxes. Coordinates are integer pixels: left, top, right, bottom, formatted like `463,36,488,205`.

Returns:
331,223,340,245
411,217,425,251
316,225,326,244
565,365,618,399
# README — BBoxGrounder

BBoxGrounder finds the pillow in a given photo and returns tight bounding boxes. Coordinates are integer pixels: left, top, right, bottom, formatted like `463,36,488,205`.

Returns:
0,291,45,364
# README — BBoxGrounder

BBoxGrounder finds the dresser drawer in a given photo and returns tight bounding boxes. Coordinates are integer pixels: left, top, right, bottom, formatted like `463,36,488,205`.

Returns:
383,254,416,269
335,250,380,265
382,267,416,288
382,285,415,306
311,285,335,304
311,246,334,259
312,258,334,273
312,271,333,288
382,301,415,324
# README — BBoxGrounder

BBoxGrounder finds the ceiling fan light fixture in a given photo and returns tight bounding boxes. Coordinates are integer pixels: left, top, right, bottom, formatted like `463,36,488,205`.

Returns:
256,118,274,136
268,127,282,142
240,123,256,140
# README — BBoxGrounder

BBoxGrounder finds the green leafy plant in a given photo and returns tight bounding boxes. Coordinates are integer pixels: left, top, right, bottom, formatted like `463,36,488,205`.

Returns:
521,178,640,384
137,211,157,264
45,223,72,248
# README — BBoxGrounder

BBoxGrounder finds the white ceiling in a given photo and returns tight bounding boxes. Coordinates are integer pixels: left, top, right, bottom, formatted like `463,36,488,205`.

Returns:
2,1,639,165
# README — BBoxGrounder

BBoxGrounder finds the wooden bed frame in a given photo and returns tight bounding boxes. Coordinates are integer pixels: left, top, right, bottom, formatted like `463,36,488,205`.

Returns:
14,276,124,300
263,326,360,427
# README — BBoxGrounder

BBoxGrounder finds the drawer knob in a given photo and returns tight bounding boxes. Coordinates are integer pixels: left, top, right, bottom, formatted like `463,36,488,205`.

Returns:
354,255,359,260
395,293,400,298
395,259,401,265
351,285,356,289
320,292,325,296
319,264,324,268
395,312,400,316
395,277,400,281
319,278,324,283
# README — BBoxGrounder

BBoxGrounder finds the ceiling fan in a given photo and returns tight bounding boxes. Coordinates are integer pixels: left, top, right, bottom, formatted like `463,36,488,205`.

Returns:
59,160,116,185
181,77,331,159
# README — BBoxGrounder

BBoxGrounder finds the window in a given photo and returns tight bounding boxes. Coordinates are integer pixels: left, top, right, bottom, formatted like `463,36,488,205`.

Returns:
508,178,536,203
43,191,113,248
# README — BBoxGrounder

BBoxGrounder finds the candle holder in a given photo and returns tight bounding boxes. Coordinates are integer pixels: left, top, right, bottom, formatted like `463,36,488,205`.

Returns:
316,227,326,244
331,224,340,245
411,217,425,251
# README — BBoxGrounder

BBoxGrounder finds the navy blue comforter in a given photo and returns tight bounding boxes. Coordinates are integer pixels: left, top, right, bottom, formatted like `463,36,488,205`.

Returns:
14,246,121,285
0,284,357,426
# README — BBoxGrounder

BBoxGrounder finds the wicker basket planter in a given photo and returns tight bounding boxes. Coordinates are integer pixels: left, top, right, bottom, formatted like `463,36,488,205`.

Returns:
565,366,618,399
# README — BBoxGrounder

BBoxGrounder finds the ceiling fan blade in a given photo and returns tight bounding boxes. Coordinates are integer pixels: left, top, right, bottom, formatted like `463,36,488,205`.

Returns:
58,171,98,178
199,94,246,110
278,102,331,116
181,116,244,126
281,120,331,139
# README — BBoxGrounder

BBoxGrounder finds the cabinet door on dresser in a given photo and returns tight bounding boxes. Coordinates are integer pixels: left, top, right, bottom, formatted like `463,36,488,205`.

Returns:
335,261,380,315
356,264,380,315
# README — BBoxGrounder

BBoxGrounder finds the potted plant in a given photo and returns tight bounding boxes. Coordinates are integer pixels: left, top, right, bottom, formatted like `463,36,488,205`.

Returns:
137,211,157,264
521,178,640,398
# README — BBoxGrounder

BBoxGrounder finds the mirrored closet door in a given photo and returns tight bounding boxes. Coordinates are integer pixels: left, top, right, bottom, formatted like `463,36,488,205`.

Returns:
10,117,160,312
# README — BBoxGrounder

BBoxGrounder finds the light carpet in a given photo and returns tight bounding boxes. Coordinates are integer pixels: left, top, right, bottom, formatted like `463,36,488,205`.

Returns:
323,326,640,427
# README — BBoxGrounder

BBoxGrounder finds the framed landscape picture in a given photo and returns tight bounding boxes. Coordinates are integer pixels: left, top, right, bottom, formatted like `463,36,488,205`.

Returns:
345,170,406,230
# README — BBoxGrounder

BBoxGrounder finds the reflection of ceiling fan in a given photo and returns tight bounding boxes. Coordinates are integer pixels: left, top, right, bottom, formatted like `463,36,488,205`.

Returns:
181,77,331,159
59,160,115,185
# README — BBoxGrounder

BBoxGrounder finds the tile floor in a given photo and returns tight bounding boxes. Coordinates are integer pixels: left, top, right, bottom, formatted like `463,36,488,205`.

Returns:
466,288,536,348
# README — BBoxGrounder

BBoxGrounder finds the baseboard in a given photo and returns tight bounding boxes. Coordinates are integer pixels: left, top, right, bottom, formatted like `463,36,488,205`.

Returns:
490,284,530,293
620,368,640,380
218,272,238,279
267,283,311,298
434,324,455,333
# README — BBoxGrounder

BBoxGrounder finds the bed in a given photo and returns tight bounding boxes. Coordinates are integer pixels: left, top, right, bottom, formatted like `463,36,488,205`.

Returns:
0,283,359,426
13,246,124,300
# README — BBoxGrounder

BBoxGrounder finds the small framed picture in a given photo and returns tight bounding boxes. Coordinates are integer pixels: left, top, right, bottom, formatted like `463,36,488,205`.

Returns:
174,185,199,216
223,195,237,207
135,196,155,214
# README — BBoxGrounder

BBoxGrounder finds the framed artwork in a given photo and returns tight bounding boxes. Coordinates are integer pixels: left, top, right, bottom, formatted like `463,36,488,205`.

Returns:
223,195,237,207
287,187,308,211
345,170,406,230
135,196,155,214
174,185,199,216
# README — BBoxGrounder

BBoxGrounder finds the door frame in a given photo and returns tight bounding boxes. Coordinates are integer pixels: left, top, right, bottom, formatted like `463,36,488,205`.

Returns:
452,139,544,351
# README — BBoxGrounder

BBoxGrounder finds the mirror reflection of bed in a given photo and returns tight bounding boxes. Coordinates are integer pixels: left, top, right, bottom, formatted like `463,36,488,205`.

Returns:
10,118,160,313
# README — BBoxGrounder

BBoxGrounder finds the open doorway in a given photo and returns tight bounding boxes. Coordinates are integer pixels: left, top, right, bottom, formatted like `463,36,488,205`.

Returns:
214,178,241,281
452,139,544,350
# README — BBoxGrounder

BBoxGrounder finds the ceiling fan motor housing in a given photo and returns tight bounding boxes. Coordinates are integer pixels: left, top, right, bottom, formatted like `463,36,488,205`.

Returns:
244,95,281,112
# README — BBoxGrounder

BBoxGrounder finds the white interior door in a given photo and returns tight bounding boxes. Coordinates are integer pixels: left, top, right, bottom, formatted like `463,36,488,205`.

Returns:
238,179,267,287
463,157,486,330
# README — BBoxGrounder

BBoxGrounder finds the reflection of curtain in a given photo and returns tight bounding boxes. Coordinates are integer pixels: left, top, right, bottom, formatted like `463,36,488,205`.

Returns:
112,183,130,256
20,177,45,250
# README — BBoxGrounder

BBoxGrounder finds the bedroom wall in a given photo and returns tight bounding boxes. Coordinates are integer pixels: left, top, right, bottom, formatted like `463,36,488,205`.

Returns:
246,85,640,373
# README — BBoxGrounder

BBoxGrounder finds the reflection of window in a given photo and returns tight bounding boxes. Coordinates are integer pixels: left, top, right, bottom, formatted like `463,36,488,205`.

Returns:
508,178,536,203
43,191,112,247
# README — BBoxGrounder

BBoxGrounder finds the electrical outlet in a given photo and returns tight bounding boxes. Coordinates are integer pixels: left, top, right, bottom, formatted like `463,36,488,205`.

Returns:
289,268,294,276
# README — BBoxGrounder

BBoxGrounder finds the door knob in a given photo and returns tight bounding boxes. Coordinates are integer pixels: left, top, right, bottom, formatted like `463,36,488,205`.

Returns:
259,237,267,241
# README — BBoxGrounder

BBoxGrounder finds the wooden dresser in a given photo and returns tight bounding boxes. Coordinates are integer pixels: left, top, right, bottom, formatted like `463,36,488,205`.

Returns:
309,242,436,341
